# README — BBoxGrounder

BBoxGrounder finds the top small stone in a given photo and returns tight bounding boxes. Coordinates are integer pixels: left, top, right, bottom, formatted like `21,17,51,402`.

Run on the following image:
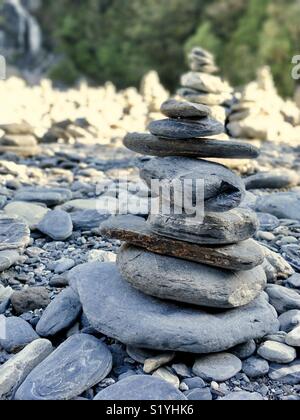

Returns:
160,99,211,119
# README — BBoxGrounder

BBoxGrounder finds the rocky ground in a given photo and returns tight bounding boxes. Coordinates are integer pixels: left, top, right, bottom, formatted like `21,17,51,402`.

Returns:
0,75,299,401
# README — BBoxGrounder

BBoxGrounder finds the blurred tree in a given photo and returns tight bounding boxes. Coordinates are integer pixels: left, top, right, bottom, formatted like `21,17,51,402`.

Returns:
184,22,221,59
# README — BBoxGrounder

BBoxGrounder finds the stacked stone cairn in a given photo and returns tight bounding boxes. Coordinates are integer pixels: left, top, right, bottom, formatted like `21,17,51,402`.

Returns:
90,92,280,357
0,122,40,156
178,47,234,126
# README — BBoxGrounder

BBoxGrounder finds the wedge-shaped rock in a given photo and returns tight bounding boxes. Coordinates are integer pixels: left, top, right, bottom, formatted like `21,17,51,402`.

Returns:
101,215,264,270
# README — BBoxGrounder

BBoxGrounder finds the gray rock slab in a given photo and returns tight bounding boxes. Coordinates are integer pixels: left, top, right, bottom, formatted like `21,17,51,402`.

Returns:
193,353,242,382
256,193,300,221
148,118,224,139
0,215,30,250
0,316,39,353
37,210,73,241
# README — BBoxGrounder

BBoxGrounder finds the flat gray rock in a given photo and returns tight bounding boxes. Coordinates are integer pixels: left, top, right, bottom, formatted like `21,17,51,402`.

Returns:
0,316,39,353
160,99,211,119
117,245,267,308
256,193,300,221
279,310,300,333
269,361,300,384
178,88,231,106
0,215,30,251
231,340,256,360
140,157,245,212
4,202,49,229
15,334,112,400
181,72,232,95
14,187,72,206
193,353,242,382
219,391,263,401
94,375,187,400
124,133,259,159
149,208,258,245
0,122,34,135
69,263,279,354
0,339,53,399
148,118,224,139
0,135,37,147
37,210,73,240
101,215,264,270
245,170,300,190
11,287,50,315
36,288,82,337
70,209,110,230
266,285,300,314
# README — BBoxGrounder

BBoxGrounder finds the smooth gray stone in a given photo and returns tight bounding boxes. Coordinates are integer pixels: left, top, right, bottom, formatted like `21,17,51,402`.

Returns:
266,285,300,314
178,88,231,106
183,377,206,389
149,208,258,245
245,170,300,190
0,339,53,399
193,353,242,382
258,340,296,364
4,202,49,229
185,388,212,401
70,209,110,230
14,187,72,206
0,215,30,251
231,340,256,360
101,215,264,270
69,263,279,354
0,250,21,272
140,157,245,212
117,245,267,309
148,118,224,140
160,99,211,119
269,361,300,384
94,375,186,400
279,310,300,333
287,273,300,289
257,213,280,232
219,391,263,401
256,193,300,221
36,288,82,337
15,334,112,400
181,72,232,95
124,133,259,159
0,317,39,353
37,210,73,240
242,356,269,378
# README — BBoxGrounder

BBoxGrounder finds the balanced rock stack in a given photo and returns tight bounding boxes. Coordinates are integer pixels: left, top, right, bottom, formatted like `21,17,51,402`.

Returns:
70,97,281,357
0,122,40,156
178,47,233,125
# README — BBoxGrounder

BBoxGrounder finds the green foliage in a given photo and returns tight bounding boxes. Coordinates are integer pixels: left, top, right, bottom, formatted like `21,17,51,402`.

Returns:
38,0,300,96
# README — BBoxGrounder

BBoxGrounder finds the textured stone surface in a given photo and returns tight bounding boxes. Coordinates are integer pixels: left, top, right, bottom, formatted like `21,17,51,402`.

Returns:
124,133,259,159
117,245,267,308
269,361,300,384
14,187,72,206
178,88,232,106
36,288,82,337
37,210,73,240
149,209,259,245
231,340,257,360
193,353,242,382
0,250,21,272
101,215,264,271
15,334,112,400
0,215,30,250
69,263,279,354
94,375,186,401
256,193,300,221
0,339,53,399
245,170,300,190
160,99,211,119
11,287,50,315
279,310,300,333
181,72,232,94
0,316,39,353
148,118,224,139
140,157,245,212
219,391,263,401
242,356,270,378
286,325,300,347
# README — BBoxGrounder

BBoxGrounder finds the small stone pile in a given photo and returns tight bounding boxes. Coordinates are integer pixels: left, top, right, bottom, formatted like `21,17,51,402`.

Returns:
73,96,281,358
0,122,40,156
178,47,234,125
228,67,300,144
